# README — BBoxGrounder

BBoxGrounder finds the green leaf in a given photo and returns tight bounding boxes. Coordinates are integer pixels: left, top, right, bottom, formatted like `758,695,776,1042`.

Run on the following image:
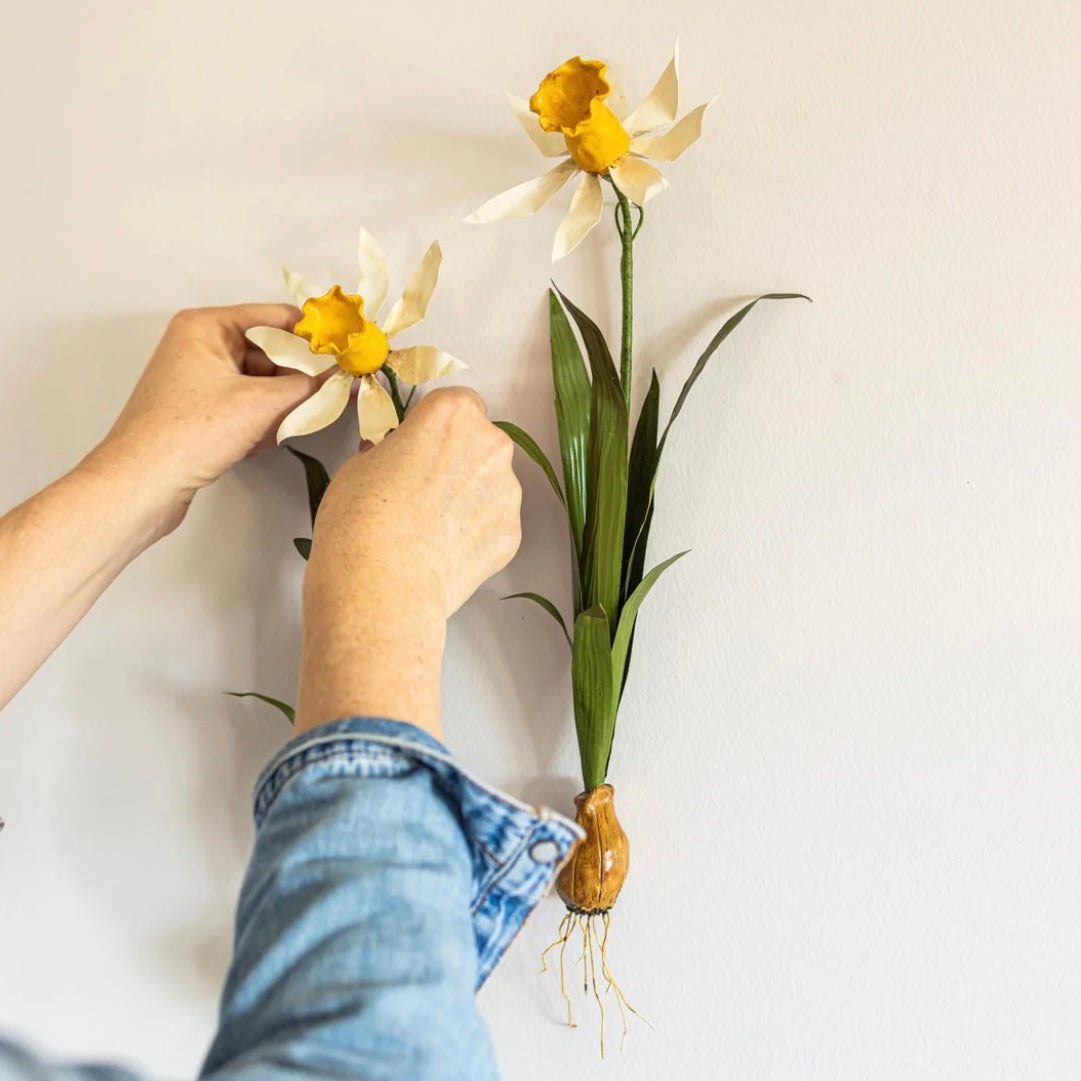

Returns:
494,421,565,508
502,591,572,649
557,289,628,626
571,605,616,790
623,368,660,601
286,446,331,527
659,293,812,462
547,289,591,576
225,691,295,723
293,537,312,560
556,287,623,395
610,551,689,702
625,294,810,584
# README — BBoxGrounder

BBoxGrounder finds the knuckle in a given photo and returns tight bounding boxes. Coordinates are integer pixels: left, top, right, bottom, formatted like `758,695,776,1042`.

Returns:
170,307,204,326
420,387,457,418
433,385,486,414
503,521,523,561
493,425,514,453
419,389,486,435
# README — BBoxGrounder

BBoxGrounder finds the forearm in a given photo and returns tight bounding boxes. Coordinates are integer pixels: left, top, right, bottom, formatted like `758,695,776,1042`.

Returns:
295,548,447,741
0,437,180,708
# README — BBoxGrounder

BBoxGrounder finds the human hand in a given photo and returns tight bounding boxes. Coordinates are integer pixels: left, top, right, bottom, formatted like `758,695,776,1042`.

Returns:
94,304,320,533
309,387,523,617
294,388,522,737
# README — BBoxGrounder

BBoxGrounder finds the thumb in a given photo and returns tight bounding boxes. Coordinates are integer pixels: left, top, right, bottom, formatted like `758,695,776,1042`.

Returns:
244,372,322,453
260,370,323,407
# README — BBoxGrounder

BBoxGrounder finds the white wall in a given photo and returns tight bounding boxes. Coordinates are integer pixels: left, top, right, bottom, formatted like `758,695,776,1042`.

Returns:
2,1,1080,1077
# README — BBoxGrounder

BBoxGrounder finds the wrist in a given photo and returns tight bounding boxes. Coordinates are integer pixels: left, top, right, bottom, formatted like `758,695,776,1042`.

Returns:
295,553,447,739
77,435,193,548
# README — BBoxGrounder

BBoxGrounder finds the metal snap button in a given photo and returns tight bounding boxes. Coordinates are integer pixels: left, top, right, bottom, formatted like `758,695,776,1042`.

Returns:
529,839,561,864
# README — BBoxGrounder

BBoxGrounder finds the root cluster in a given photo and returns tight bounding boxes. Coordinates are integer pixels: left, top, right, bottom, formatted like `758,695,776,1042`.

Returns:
540,909,651,1057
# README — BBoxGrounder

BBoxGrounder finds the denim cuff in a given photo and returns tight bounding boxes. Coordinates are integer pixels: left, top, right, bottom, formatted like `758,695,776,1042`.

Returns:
253,717,584,987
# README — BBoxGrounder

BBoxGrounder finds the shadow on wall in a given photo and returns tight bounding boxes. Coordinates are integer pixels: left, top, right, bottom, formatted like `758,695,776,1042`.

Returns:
0,314,166,491
0,314,319,994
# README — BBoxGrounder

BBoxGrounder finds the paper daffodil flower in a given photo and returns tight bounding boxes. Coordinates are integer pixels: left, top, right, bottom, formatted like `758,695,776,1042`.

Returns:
466,44,713,259
246,229,465,444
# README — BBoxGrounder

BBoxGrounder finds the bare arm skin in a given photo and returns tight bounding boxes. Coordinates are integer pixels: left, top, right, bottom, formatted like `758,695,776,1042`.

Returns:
0,304,318,709
294,388,522,741
0,306,521,739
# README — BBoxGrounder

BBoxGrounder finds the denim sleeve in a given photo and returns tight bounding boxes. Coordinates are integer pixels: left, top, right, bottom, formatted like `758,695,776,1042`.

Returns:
0,717,582,1081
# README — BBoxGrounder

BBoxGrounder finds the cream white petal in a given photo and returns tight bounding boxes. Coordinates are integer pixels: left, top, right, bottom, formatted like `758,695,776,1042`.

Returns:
356,228,390,319
630,100,714,162
464,158,579,224
387,346,467,385
282,266,326,307
507,93,567,157
275,369,352,444
622,41,680,136
552,172,604,261
246,326,337,376
381,241,442,340
606,76,629,121
357,374,400,444
609,156,669,206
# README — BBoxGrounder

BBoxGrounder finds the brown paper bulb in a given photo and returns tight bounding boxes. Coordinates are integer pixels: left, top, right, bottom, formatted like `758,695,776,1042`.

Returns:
555,783,629,913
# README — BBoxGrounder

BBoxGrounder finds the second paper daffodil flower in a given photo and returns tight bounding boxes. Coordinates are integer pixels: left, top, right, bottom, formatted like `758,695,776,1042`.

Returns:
466,45,713,259
247,229,465,444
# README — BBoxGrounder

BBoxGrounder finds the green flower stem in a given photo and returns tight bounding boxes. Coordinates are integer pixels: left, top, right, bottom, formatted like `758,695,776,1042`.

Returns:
382,365,407,422
614,186,636,407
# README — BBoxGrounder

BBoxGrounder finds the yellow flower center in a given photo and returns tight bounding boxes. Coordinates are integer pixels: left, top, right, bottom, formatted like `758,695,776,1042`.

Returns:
530,56,611,132
562,99,631,173
293,285,390,377
529,55,630,173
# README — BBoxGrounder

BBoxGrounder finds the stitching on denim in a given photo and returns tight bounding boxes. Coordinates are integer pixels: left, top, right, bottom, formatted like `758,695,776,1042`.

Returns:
470,822,542,917
256,728,550,819
254,741,414,824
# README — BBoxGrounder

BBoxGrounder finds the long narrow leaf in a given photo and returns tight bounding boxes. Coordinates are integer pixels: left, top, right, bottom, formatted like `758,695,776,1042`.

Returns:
286,446,331,527
225,691,295,723
610,551,689,703
558,290,628,626
617,498,653,704
502,591,572,649
658,293,811,461
494,421,565,507
623,368,660,601
548,290,591,582
571,605,616,790
556,288,623,395
625,294,810,581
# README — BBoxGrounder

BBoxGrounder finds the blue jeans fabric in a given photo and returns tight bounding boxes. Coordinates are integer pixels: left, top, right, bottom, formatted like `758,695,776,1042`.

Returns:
0,717,583,1081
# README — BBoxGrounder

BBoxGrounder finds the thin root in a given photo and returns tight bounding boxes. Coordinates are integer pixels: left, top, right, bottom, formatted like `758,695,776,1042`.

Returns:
579,914,589,987
539,912,571,974
586,913,606,1057
598,910,654,1050
539,911,576,1028
539,909,652,1055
